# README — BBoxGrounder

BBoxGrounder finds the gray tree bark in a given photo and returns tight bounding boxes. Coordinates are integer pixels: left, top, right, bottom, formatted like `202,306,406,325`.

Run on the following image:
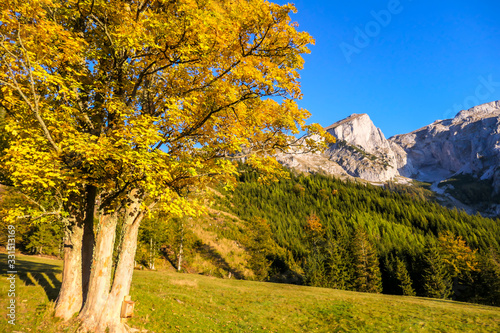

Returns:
93,191,145,332
54,220,84,320
78,211,118,331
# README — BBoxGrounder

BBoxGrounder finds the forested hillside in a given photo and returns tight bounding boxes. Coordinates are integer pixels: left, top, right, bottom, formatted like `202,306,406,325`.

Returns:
216,169,500,305
2,169,499,306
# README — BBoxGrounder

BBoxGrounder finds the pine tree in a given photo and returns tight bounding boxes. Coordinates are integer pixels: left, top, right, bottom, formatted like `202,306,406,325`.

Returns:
352,226,383,293
303,212,327,287
304,252,328,287
25,220,63,256
476,249,500,305
247,217,275,281
395,257,416,296
325,239,351,290
423,245,452,299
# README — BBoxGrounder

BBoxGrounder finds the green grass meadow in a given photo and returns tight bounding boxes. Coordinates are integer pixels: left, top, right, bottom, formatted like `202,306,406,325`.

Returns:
1,253,499,332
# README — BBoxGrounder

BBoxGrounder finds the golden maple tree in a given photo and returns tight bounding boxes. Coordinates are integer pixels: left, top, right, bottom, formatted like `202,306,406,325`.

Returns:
304,212,324,238
0,1,330,331
438,231,479,277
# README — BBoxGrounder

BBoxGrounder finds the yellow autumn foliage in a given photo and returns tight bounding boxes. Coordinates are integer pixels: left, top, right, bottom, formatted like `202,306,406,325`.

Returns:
0,0,330,219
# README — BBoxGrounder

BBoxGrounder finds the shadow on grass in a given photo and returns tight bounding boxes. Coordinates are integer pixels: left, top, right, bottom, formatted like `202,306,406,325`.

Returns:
0,253,62,301
195,243,244,279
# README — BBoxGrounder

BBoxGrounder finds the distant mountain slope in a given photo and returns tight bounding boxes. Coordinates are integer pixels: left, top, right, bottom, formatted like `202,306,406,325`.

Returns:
389,100,500,215
391,100,500,181
219,170,500,305
277,100,500,217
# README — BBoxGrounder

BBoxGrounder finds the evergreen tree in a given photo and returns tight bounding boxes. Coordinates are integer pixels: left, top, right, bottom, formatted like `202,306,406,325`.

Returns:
304,252,328,287
325,239,351,290
25,221,64,256
352,227,383,293
303,212,328,287
423,245,452,299
247,217,276,281
395,257,416,296
475,249,500,306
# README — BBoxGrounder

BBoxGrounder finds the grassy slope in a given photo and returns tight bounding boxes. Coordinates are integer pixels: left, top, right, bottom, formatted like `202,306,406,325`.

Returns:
1,254,499,332
185,208,255,279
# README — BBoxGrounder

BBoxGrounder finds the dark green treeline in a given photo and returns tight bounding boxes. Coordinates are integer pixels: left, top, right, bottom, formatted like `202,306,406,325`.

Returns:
218,169,500,306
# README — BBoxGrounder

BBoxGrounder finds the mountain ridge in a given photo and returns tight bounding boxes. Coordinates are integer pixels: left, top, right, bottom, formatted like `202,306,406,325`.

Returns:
277,100,500,217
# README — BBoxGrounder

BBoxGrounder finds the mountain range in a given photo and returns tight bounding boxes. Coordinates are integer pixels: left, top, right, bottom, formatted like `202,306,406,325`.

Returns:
277,100,500,217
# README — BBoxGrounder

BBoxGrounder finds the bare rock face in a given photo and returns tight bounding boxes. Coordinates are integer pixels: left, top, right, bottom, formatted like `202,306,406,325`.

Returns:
323,114,399,182
390,100,500,193
276,113,402,182
325,114,391,156
276,100,500,216
276,150,352,178
275,135,353,179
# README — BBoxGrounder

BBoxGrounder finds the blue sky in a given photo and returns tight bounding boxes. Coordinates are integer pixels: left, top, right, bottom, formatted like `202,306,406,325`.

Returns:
278,0,500,137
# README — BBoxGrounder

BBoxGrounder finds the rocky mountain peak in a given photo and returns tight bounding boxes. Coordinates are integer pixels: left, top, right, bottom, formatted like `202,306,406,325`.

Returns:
325,113,390,156
325,113,369,130
320,113,400,182
277,100,500,217
453,100,500,123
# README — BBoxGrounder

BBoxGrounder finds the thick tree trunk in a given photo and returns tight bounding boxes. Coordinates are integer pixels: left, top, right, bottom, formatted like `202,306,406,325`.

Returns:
55,186,96,321
93,192,144,333
55,221,84,320
95,216,143,332
78,212,118,330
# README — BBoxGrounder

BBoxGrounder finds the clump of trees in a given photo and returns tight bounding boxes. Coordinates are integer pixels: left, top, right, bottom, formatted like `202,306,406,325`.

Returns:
221,170,500,305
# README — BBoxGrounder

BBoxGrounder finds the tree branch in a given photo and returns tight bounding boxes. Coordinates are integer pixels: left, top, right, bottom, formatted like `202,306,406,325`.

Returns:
16,211,60,221
0,27,61,153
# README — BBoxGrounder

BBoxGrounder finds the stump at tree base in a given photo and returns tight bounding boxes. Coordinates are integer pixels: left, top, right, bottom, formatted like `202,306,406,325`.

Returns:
121,296,135,319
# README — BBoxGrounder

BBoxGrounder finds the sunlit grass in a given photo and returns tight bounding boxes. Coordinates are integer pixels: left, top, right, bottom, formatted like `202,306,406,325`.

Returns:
1,253,499,332
129,269,500,332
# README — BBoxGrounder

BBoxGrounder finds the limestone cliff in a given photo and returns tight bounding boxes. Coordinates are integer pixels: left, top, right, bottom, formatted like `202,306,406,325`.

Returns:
277,113,405,183
276,100,500,217
390,100,500,193
323,113,400,182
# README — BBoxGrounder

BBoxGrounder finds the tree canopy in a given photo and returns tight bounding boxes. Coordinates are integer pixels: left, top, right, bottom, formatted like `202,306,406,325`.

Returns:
0,0,328,217
0,1,328,331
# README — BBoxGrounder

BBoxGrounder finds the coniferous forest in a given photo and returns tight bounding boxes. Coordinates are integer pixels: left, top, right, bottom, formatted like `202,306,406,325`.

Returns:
217,169,500,306
2,168,500,307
